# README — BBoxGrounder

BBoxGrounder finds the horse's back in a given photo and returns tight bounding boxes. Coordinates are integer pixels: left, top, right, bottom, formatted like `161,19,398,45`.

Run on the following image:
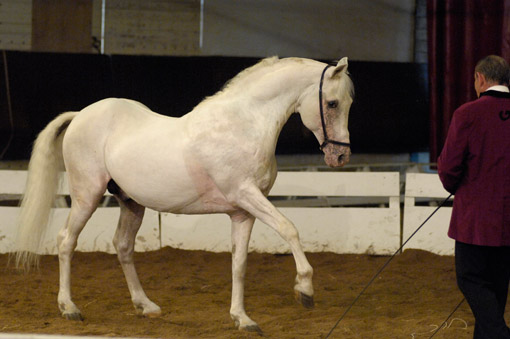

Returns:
66,98,173,141
63,98,172,185
76,98,157,123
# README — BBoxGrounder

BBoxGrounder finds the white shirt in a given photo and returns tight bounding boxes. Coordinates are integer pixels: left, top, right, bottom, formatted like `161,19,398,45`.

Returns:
486,85,510,93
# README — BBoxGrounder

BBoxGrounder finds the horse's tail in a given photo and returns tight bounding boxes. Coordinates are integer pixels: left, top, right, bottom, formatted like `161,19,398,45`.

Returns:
13,111,78,271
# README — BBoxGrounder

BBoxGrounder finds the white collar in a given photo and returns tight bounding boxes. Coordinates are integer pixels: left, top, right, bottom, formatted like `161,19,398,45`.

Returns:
486,85,510,93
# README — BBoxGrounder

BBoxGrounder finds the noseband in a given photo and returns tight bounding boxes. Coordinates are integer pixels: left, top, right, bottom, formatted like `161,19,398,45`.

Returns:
318,65,351,150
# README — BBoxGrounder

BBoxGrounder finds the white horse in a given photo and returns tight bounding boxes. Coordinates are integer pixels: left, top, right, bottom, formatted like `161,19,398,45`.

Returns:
14,56,354,333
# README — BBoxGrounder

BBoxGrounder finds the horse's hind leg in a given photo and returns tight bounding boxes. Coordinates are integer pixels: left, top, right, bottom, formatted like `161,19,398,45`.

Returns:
58,189,104,320
113,197,161,317
236,184,314,308
229,212,262,334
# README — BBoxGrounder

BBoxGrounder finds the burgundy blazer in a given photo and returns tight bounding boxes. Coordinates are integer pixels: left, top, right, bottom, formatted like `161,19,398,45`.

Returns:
438,90,510,246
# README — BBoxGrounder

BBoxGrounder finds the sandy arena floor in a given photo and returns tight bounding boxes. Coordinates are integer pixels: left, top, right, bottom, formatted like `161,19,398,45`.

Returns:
0,247,503,338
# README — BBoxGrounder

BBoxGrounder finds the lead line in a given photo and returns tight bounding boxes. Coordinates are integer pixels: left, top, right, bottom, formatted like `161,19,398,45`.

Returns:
429,298,465,338
324,193,453,338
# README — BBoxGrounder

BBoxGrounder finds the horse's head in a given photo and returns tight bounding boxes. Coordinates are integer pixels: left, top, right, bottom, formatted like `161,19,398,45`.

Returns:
296,58,354,168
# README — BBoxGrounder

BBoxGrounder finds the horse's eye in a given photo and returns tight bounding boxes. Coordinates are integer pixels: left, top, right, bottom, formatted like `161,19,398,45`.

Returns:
327,100,338,109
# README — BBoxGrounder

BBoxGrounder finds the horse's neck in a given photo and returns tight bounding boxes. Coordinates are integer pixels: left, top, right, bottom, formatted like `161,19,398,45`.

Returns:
186,60,321,155
226,62,319,136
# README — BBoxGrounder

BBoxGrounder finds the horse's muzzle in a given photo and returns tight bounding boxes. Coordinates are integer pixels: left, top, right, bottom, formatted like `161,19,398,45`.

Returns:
338,154,346,164
322,143,350,168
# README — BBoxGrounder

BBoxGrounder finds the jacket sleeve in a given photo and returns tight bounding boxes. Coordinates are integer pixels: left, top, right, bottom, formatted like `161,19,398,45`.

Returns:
437,108,471,194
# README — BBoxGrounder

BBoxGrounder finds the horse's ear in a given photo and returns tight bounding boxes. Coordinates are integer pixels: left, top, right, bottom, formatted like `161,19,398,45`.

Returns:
331,57,348,78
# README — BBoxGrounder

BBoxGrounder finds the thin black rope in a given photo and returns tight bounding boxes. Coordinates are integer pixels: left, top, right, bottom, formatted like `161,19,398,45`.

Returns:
428,297,465,338
324,193,454,338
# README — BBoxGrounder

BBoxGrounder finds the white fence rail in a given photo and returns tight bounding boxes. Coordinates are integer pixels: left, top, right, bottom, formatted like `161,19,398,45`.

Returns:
161,172,401,254
0,170,401,255
403,173,454,255
0,170,160,255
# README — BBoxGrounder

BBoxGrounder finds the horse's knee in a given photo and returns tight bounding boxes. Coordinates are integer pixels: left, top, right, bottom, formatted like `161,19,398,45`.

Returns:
277,220,299,241
113,238,127,254
57,228,66,248
116,251,134,265
113,238,134,264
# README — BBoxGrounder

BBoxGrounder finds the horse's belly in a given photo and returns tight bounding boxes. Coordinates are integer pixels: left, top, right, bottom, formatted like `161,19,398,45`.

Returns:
127,181,236,215
106,145,237,215
161,195,236,215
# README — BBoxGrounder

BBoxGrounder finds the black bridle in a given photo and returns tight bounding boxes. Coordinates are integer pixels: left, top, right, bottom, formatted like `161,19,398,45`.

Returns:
318,65,351,150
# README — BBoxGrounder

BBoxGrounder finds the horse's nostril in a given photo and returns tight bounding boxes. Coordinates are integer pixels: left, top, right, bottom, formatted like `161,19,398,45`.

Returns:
338,154,344,163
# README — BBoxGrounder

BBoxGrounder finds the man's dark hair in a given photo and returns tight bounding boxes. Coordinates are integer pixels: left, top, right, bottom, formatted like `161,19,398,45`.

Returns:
475,55,510,86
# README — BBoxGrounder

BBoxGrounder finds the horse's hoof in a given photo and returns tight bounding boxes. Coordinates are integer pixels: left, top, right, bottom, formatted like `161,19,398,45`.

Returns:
63,312,84,321
295,291,314,309
134,303,162,318
241,324,265,336
143,310,162,318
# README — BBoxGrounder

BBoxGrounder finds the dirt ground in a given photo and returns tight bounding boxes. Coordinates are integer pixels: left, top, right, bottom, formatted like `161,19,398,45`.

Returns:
0,247,503,338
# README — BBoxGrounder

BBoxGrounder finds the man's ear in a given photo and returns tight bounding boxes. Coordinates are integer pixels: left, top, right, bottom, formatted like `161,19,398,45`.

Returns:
476,72,487,86
331,57,348,78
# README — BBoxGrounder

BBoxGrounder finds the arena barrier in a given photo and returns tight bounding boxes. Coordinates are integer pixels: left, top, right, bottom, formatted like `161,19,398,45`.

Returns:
0,170,401,255
403,173,454,255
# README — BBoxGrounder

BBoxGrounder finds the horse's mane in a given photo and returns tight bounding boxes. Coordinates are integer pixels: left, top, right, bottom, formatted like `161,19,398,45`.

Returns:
198,56,354,106
197,57,280,105
220,56,280,93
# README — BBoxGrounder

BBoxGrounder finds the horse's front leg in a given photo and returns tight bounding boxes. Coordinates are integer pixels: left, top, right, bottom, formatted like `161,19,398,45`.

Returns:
237,184,314,308
113,197,161,317
229,212,262,334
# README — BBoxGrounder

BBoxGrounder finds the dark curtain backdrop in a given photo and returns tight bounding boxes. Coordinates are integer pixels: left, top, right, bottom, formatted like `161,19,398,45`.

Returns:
427,0,510,162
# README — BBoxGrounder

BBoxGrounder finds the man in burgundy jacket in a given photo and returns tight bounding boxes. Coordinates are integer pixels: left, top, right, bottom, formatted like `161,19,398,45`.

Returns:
438,55,510,339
